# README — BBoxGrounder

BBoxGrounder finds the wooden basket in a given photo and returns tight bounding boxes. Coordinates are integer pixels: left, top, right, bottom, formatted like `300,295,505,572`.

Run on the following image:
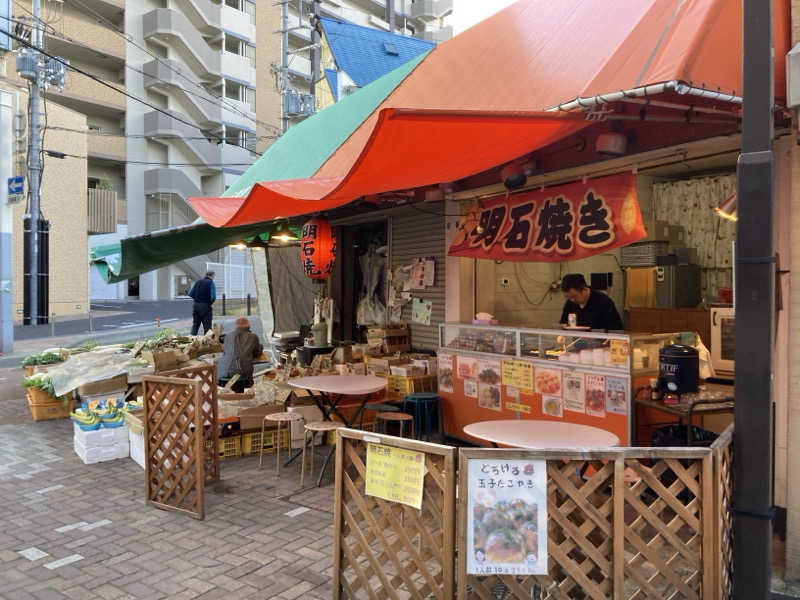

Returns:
26,386,59,405
28,396,71,421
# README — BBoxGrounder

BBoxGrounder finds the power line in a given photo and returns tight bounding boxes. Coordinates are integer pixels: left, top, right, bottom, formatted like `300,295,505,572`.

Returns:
45,150,257,167
45,124,276,142
1,26,264,156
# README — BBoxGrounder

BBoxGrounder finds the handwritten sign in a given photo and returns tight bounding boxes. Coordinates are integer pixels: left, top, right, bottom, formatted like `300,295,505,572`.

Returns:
365,443,425,509
610,339,630,366
505,401,531,414
501,360,533,392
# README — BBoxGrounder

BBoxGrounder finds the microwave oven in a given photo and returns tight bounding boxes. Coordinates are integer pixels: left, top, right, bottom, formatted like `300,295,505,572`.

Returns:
710,306,734,376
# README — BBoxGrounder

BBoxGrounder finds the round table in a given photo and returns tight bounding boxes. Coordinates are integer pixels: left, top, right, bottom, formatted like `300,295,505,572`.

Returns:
287,375,388,396
463,419,620,448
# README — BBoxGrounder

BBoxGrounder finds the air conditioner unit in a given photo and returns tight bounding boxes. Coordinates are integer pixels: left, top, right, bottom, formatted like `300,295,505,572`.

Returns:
595,132,627,156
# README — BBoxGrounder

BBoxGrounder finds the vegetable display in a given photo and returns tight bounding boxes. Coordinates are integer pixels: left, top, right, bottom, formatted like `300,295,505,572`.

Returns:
22,352,64,367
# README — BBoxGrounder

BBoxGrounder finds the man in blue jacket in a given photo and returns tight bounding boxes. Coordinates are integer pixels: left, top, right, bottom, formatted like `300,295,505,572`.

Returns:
188,271,216,335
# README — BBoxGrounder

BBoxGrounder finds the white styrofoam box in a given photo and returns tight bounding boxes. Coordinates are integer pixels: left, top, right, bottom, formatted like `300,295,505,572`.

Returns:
73,423,129,448
74,436,129,465
129,429,144,469
287,405,324,448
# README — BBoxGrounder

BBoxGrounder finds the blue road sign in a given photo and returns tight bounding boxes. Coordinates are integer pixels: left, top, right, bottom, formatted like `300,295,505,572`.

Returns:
7,175,23,195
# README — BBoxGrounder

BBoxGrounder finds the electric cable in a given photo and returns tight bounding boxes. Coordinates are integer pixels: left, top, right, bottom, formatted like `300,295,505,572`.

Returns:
43,150,257,167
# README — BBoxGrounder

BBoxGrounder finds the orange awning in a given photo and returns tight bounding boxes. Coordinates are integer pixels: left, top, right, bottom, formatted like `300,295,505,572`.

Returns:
190,0,789,228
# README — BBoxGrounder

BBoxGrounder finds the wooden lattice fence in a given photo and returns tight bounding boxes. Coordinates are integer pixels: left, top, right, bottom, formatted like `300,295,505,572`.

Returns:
161,364,220,484
142,375,205,520
711,425,733,600
333,428,456,600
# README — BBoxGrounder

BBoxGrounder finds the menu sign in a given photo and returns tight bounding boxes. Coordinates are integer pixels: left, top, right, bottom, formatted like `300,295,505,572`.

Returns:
609,339,630,367
365,443,425,510
501,360,533,392
563,373,586,413
466,459,548,575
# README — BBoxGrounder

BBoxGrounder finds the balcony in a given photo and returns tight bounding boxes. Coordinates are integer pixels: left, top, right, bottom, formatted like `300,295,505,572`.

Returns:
221,4,255,43
409,0,453,21
221,51,255,86
221,97,256,131
143,110,222,170
221,143,256,171
143,9,221,80
421,25,453,43
288,54,312,80
88,188,117,234
87,133,126,164
49,71,125,118
45,6,125,62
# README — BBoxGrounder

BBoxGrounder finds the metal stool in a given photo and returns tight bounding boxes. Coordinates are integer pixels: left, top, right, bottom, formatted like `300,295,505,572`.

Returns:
375,412,413,437
300,421,344,487
402,392,444,441
259,412,303,476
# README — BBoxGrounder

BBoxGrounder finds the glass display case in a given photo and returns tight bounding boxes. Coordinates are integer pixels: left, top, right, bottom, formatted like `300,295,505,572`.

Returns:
439,324,517,356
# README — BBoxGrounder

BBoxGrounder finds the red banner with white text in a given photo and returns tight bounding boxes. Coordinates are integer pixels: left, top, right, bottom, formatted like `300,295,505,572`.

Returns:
447,172,645,262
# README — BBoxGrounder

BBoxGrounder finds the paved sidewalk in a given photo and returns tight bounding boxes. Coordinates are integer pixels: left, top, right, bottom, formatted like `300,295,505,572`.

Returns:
0,368,334,600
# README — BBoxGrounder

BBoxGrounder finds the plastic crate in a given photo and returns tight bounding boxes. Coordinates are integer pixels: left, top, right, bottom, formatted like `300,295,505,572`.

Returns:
326,421,376,444
621,241,669,267
382,374,437,401
204,435,241,460
28,395,71,421
240,428,289,456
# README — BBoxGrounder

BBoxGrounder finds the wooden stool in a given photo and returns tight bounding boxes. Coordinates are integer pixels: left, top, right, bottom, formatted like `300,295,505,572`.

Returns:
259,412,303,476
301,421,344,487
375,412,413,437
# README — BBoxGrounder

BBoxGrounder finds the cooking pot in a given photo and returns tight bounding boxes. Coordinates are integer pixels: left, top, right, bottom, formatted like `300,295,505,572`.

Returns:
658,344,699,395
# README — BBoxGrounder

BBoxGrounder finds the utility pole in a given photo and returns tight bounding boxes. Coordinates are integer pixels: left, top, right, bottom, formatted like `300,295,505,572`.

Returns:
25,0,41,325
280,0,288,133
310,0,320,100
732,0,774,597
0,91,14,353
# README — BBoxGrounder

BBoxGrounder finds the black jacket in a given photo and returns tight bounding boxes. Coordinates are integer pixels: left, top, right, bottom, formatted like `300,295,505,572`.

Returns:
559,289,623,331
188,277,216,305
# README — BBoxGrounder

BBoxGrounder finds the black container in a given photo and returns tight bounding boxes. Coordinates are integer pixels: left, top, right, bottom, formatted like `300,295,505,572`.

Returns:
658,344,699,394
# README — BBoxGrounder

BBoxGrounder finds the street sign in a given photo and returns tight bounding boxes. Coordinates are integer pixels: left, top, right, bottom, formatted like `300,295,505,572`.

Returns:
7,175,23,195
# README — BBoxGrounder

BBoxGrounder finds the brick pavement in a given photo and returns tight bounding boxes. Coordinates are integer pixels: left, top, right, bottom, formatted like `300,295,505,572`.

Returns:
0,368,336,599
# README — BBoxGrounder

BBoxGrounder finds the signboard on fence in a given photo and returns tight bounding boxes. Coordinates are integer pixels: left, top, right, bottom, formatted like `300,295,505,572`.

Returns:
365,442,425,509
466,458,548,575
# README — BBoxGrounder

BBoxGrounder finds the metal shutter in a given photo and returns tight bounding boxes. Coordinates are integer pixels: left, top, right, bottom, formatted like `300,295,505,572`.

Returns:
391,204,445,352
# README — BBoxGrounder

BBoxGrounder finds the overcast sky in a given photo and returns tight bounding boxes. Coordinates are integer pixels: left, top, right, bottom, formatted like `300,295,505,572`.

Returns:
450,0,518,34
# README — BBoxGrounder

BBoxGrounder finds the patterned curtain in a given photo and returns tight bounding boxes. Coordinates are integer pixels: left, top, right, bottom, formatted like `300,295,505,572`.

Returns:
652,174,736,302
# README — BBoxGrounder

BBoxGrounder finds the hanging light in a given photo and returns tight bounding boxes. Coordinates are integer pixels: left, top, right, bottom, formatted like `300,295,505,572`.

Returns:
714,194,737,222
270,222,298,243
228,242,247,250
300,217,336,280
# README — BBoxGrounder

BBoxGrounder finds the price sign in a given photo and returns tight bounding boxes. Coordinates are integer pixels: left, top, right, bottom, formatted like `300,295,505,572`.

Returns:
365,443,425,509
610,339,630,366
501,359,533,392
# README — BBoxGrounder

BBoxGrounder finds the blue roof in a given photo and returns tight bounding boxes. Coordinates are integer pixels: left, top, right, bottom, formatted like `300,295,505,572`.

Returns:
319,17,435,88
324,68,339,101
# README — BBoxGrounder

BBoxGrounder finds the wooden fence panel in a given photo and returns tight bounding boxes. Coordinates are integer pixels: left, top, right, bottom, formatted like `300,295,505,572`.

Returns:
711,426,734,600
332,428,456,600
162,364,220,484
142,376,205,520
459,448,716,600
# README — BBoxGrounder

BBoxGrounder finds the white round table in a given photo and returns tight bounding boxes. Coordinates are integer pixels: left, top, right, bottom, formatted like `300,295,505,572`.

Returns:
463,419,620,448
287,375,388,396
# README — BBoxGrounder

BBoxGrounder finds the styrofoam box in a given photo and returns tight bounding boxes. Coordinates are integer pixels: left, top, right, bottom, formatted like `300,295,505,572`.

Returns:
74,436,129,465
287,405,324,448
73,422,129,447
129,429,144,469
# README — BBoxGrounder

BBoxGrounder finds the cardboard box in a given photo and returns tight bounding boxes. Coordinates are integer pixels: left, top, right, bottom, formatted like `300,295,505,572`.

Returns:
411,358,437,375
365,355,407,375
331,345,353,364
77,374,128,397
390,364,425,377
336,362,366,376
239,404,285,431
141,349,179,372
668,224,686,248
641,219,670,243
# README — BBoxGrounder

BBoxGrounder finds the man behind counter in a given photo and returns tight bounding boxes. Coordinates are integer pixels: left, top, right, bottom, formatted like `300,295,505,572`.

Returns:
559,273,623,331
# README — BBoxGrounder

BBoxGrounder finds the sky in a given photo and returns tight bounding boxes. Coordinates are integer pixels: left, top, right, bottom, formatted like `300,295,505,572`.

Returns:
451,0,519,34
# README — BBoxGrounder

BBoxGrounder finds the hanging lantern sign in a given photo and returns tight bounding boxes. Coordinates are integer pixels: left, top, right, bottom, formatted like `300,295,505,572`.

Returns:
300,217,336,279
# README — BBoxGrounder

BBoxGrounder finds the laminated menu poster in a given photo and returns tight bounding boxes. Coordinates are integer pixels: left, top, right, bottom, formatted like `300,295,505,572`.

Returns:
605,377,628,414
464,378,478,399
438,353,454,393
501,360,533,392
542,395,563,418
458,355,479,379
477,359,502,386
466,458,548,575
563,373,586,413
534,368,563,397
585,374,606,417
478,383,502,411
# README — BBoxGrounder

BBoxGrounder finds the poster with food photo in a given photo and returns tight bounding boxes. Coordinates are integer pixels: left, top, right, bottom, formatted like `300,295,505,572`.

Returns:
466,458,548,575
477,359,502,385
605,376,628,414
563,373,586,413
458,355,479,379
542,395,563,418
438,353,454,393
585,374,606,417
534,368,562,397
478,383,502,411
464,378,478,398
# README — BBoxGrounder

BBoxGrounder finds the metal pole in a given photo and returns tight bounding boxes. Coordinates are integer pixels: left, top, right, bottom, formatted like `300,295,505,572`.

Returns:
733,0,774,596
310,0,320,100
386,0,394,32
247,292,251,316
25,0,41,325
281,0,288,133
0,91,14,353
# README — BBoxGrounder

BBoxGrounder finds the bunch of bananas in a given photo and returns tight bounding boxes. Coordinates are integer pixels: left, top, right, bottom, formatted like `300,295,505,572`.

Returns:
70,408,100,431
97,404,125,427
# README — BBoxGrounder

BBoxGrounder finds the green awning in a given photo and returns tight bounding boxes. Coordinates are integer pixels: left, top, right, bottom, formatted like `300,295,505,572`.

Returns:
90,52,428,284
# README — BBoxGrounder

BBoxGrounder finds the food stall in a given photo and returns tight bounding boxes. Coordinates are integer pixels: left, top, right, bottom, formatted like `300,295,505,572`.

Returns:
437,323,676,445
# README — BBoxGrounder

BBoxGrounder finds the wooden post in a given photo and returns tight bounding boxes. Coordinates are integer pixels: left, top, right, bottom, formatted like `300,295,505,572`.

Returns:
332,429,345,600
701,452,715,600
613,457,625,600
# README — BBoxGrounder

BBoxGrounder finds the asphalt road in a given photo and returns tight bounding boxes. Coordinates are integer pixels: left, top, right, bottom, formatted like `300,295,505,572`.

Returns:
14,300,195,341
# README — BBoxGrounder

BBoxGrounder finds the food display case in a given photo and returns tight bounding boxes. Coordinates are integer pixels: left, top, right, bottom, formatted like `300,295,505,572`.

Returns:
437,323,675,445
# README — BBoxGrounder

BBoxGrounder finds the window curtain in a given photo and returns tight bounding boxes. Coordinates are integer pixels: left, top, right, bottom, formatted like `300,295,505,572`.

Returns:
652,174,736,303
